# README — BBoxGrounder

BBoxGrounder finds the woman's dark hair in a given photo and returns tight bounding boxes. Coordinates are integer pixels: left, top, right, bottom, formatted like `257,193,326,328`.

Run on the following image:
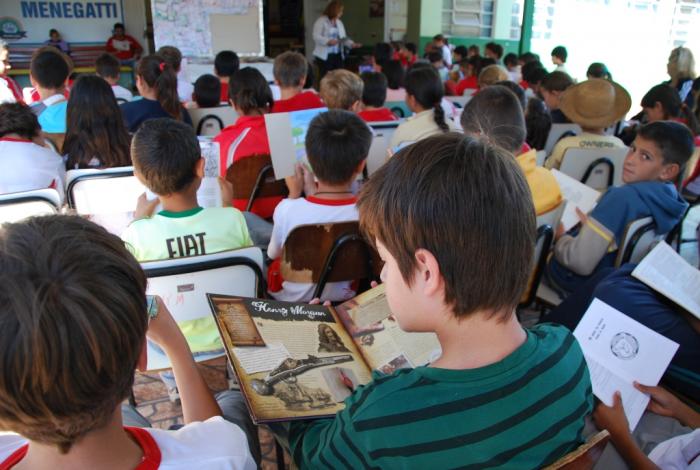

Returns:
405,64,448,132
525,97,552,150
586,62,611,80
63,75,131,169
382,60,404,90
373,42,393,69
228,67,273,115
0,102,41,139
136,54,181,120
642,84,699,134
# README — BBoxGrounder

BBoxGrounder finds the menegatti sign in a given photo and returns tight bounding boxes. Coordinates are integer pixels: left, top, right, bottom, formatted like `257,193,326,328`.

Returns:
0,0,124,44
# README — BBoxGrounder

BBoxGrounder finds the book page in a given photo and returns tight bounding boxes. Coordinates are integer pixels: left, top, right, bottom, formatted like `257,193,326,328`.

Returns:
632,241,700,319
209,294,372,423
551,169,601,231
335,285,442,372
573,298,679,430
197,139,222,208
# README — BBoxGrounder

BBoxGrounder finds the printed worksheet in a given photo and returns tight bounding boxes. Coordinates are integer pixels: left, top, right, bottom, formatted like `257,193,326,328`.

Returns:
573,299,679,430
551,169,601,231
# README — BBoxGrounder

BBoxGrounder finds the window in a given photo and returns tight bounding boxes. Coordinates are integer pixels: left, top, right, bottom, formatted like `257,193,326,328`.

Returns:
440,0,525,39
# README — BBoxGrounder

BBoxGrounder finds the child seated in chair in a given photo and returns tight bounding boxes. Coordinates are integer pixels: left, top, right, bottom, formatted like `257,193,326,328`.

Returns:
187,73,221,109
0,215,258,469
460,85,562,216
540,71,574,124
267,109,372,302
122,118,252,360
271,51,324,113
277,133,592,468
95,52,133,102
357,71,398,122
545,79,630,170
29,47,71,133
214,50,239,104
546,121,692,295
320,69,364,112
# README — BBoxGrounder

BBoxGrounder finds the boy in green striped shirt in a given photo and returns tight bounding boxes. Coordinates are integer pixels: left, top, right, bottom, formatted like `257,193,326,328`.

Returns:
285,134,593,468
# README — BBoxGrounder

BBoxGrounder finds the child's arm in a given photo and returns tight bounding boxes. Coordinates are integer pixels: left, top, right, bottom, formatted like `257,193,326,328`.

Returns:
634,382,700,429
553,209,614,276
146,296,222,423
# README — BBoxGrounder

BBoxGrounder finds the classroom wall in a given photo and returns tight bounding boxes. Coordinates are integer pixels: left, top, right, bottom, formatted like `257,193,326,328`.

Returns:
340,0,384,48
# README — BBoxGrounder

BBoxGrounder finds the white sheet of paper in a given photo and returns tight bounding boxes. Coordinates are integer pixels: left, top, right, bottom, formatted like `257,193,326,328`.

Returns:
632,241,700,319
197,140,222,208
233,343,291,374
573,298,679,430
264,112,296,179
551,169,601,231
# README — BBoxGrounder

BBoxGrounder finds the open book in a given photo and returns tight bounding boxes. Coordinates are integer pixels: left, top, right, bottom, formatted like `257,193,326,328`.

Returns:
631,241,700,320
207,285,441,423
573,299,679,430
551,169,601,231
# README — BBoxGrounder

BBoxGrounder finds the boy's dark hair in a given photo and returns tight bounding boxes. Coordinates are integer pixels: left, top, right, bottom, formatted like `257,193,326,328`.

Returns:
382,60,404,90
358,133,535,319
461,85,526,153
404,42,417,55
522,61,547,86
305,110,372,185
157,45,183,72
587,62,611,80
0,102,41,138
427,51,443,65
405,64,448,132
273,51,308,88
30,47,70,89
95,52,120,79
551,46,568,62
229,67,274,114
519,52,540,64
113,22,124,30
49,28,58,35
193,73,222,108
637,121,694,171
304,59,315,89
479,57,497,69
214,50,240,77
360,71,388,108
131,118,201,195
373,42,393,68
485,42,504,59
433,34,447,43
526,97,552,150
541,71,574,92
494,80,526,109
0,215,147,453
468,44,480,55
504,53,518,68
454,45,468,59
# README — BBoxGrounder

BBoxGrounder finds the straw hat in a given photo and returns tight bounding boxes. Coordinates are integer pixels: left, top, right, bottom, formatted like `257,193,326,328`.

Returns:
559,78,631,129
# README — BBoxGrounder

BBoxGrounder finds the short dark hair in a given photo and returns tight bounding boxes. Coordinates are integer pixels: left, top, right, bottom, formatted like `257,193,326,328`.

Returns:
228,67,274,114
454,45,468,59
373,42,393,68
461,85,526,153
494,80,526,109
541,71,574,92
382,60,404,90
504,53,518,67
586,62,611,80
427,51,443,65
551,46,568,62
193,73,221,108
0,215,147,453
433,34,446,43
485,42,504,59
526,97,552,150
519,52,540,64
404,42,417,55
637,121,694,170
49,28,58,35
468,44,480,55
30,47,70,89
214,50,240,77
358,133,535,319
522,61,547,86
0,102,41,138
360,71,388,108
95,52,120,79
131,118,201,195
641,84,681,117
157,45,183,72
273,51,308,87
305,110,371,185
113,22,124,30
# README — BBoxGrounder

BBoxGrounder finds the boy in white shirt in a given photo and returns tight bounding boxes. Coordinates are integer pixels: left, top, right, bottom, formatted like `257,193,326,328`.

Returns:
267,109,372,302
96,52,133,102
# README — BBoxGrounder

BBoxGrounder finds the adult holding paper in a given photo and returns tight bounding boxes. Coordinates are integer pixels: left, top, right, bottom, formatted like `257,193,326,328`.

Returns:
312,1,361,83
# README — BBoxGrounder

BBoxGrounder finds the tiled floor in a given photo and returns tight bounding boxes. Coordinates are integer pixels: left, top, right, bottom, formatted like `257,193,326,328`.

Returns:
131,357,289,469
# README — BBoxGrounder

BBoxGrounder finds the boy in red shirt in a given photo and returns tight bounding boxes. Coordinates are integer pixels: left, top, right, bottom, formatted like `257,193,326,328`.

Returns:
271,51,324,113
214,50,240,104
105,23,142,61
357,71,398,122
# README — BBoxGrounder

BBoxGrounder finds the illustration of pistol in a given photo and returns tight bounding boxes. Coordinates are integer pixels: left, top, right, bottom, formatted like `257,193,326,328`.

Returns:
251,354,353,395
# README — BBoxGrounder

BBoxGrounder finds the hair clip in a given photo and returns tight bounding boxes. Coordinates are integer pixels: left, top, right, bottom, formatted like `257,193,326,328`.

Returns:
159,62,165,72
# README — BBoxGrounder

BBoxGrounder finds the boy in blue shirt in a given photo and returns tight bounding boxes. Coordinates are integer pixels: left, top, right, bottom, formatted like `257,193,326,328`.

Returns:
547,121,693,295
29,47,70,133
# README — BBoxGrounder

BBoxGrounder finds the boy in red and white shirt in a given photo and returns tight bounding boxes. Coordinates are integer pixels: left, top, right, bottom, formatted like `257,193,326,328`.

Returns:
0,40,21,104
357,71,398,122
268,110,372,302
271,51,324,113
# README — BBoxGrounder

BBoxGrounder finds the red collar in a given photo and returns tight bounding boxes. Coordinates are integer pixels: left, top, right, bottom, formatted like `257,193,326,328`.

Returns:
0,428,161,470
306,195,357,206
0,137,32,143
221,114,266,133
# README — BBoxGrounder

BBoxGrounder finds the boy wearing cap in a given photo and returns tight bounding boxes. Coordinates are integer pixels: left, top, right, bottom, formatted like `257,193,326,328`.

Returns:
545,78,630,170
546,121,692,295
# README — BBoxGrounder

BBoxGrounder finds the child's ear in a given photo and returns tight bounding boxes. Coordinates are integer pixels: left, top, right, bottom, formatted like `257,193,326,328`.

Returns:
298,76,307,88
660,162,680,182
274,78,281,86
195,157,205,178
414,248,443,298
355,159,367,175
350,100,362,113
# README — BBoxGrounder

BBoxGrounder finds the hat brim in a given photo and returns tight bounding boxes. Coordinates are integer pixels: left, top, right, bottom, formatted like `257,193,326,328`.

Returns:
560,81,631,129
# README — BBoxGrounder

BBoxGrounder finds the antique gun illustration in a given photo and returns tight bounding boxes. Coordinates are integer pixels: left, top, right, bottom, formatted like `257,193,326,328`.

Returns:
251,354,353,396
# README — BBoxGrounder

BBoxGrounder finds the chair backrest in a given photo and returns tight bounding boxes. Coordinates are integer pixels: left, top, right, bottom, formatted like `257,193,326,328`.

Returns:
141,246,264,370
280,221,380,299
559,147,628,190
445,95,471,108
188,106,239,136
226,154,288,212
615,216,664,267
0,188,61,223
367,120,402,175
66,166,145,235
543,430,610,470
385,101,412,119
544,124,582,156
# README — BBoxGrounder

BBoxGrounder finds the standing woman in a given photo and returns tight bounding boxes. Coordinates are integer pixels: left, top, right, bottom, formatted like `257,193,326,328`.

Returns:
667,46,696,111
312,1,360,83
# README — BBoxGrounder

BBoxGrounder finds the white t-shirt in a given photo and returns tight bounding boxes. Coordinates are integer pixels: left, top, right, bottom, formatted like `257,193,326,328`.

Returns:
440,44,452,67
390,109,458,147
268,196,359,303
112,84,133,102
648,429,700,469
0,417,256,470
0,138,66,201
